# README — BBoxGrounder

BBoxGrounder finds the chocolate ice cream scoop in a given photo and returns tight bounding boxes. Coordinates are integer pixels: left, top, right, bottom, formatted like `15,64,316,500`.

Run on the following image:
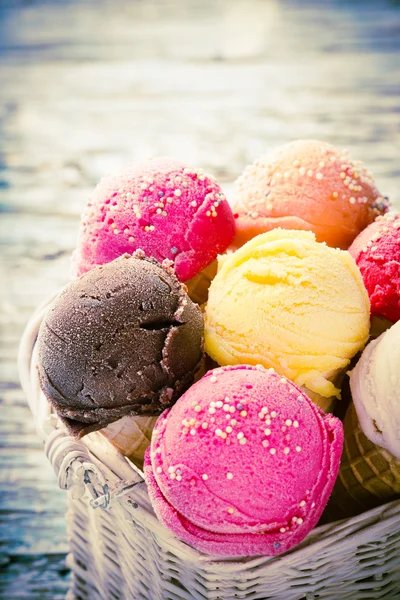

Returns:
36,251,204,438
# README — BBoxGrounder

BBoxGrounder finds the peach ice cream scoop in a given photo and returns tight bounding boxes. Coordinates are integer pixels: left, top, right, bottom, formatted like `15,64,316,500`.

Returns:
73,157,235,283
231,139,388,250
144,364,343,557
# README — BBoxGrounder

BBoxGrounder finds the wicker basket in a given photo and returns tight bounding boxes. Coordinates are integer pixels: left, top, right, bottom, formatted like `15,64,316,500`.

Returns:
18,298,400,600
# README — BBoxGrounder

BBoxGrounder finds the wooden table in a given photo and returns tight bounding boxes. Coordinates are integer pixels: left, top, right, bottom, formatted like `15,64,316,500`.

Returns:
1,0,399,597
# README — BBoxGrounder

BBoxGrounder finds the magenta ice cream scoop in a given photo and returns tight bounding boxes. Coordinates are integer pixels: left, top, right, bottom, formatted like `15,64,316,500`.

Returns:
144,364,343,557
73,157,235,282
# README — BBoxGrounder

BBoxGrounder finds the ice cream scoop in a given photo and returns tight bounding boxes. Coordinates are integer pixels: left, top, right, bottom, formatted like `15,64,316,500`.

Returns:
348,212,400,324
144,364,343,557
231,139,388,251
72,157,235,298
350,320,400,458
322,323,400,522
36,251,204,438
204,230,370,405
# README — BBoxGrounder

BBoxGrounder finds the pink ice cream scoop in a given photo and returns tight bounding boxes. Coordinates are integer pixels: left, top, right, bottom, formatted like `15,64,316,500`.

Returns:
349,212,400,323
144,364,343,557
72,157,235,282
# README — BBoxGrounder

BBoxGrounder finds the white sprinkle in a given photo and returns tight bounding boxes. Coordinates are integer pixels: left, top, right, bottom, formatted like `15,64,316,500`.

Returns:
237,432,244,439
202,423,208,429
156,467,162,473
293,421,299,428
239,437,247,445
229,406,236,413
285,419,292,427
169,473,176,480
307,169,313,177
168,466,175,473
264,429,271,436
174,189,182,196
176,475,182,481
297,518,303,525
202,474,208,481
194,405,201,413
283,447,290,455
227,508,235,514
316,173,323,180
215,429,222,436
300,500,306,507
190,429,196,436
271,411,277,418
269,448,276,455
230,419,237,426
261,407,268,414
209,407,216,414
262,440,269,448
296,446,302,453
280,527,286,533
299,167,306,175
227,472,233,480
216,401,223,408
226,426,233,433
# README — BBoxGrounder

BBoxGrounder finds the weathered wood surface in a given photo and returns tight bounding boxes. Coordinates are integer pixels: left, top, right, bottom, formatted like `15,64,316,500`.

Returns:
1,0,400,598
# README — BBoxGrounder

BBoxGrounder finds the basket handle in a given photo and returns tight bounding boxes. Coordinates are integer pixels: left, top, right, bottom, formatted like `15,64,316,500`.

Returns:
18,296,144,509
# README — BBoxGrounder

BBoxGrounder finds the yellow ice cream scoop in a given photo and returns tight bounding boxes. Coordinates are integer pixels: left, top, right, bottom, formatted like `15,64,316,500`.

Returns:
204,229,370,400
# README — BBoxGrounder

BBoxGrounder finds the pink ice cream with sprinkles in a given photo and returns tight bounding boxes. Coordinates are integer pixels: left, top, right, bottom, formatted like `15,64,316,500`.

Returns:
144,364,343,557
72,157,235,282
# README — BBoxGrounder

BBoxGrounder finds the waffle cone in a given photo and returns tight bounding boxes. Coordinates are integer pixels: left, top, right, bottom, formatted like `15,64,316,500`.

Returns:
301,368,346,414
301,387,336,414
369,315,393,340
185,260,218,306
322,401,400,523
100,415,157,468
